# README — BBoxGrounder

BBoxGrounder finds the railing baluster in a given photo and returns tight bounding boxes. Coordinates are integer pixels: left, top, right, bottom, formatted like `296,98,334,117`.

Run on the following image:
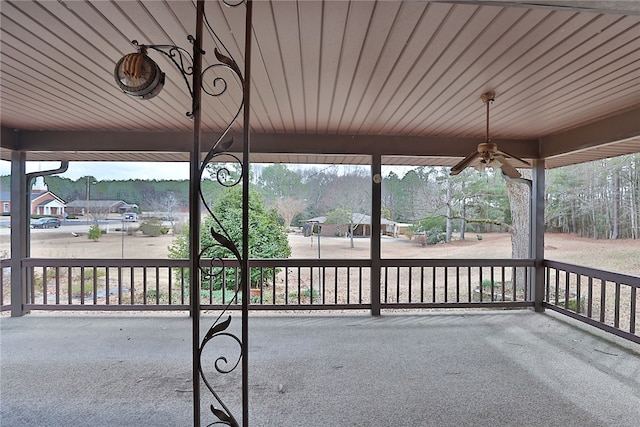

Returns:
272,266,277,305
383,267,388,303
165,267,170,304
93,266,98,305
614,282,621,328
455,266,460,303
347,266,351,305
479,267,483,303
358,267,362,304
432,266,436,303
420,267,424,303
544,267,551,302
408,267,412,303
334,267,338,304
444,266,448,303
587,276,593,318
564,271,570,310
553,268,560,305
42,266,48,305
284,267,289,304
396,267,400,303
490,267,495,302
156,266,160,304
143,268,148,305
80,267,86,305
321,266,325,305
130,267,135,305
576,274,581,314
297,266,301,304
630,287,636,334
467,266,472,303
55,266,60,305
105,267,111,305
600,279,606,323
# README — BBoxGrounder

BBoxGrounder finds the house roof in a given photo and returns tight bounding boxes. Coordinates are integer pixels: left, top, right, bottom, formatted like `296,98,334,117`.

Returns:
1,1,639,169
31,191,65,205
306,213,402,226
65,200,126,209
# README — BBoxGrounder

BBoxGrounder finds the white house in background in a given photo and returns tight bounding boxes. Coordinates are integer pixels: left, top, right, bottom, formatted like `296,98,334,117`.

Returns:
30,177,66,217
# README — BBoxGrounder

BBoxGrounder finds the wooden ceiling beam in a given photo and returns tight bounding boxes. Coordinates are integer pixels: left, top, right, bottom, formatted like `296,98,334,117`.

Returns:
7,129,538,159
539,105,640,158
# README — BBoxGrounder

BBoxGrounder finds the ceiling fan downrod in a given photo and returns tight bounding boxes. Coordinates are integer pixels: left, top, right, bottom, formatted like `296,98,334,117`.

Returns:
481,91,495,143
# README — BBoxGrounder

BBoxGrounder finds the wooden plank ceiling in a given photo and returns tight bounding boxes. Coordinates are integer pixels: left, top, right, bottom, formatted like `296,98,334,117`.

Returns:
1,0,639,168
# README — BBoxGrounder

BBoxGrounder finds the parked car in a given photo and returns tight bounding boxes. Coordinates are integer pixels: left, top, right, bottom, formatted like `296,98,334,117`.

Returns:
31,217,61,229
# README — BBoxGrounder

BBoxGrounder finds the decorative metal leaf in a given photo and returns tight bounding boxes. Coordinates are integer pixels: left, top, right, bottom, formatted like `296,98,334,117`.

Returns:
214,48,242,77
202,315,232,346
210,404,237,426
203,138,234,166
211,228,242,260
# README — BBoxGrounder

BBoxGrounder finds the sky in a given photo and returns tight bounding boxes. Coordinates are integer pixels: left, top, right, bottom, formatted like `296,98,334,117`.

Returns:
0,161,192,181
0,160,409,181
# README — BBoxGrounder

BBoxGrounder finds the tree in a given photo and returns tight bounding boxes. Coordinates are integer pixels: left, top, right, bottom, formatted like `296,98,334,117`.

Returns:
319,171,370,248
168,186,291,290
258,164,305,205
325,208,353,237
144,190,182,229
274,197,307,229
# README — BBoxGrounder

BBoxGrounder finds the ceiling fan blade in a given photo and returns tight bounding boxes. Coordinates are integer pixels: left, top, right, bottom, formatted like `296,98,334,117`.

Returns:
496,149,531,168
450,151,480,175
494,155,522,179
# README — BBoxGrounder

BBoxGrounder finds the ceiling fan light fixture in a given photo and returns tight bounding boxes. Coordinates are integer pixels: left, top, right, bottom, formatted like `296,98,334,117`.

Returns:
450,91,530,178
114,51,165,99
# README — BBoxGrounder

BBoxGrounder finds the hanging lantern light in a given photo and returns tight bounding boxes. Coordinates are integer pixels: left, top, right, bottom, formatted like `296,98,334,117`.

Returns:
114,48,165,99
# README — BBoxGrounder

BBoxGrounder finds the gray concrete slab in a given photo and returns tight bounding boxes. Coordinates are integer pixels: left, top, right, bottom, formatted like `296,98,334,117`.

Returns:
1,310,639,426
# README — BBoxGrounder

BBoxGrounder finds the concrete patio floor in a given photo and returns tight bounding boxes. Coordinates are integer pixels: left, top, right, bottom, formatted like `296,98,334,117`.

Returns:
1,310,639,426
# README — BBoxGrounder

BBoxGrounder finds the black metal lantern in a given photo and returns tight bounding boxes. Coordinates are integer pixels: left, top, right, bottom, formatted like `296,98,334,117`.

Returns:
114,51,165,99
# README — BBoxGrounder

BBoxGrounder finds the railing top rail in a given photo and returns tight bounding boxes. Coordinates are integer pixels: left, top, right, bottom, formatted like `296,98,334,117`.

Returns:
21,257,535,268
22,258,191,268
381,258,535,267
544,259,640,286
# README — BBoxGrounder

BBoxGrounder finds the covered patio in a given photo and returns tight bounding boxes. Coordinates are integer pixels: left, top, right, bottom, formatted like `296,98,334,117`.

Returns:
1,1,639,425
2,311,640,426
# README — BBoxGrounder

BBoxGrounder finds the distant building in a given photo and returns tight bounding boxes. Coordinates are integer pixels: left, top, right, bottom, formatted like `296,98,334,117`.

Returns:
304,213,410,238
0,177,66,217
65,200,138,215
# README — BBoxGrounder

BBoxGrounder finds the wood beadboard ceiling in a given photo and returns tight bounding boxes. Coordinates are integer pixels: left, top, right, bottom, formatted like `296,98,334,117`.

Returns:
1,0,639,168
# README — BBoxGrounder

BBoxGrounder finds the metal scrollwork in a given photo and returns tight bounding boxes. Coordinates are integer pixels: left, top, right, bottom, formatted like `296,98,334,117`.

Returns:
196,1,246,425
199,314,242,427
121,1,249,424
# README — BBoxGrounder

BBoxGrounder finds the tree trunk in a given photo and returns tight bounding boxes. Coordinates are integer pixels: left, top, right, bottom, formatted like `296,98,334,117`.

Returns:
506,172,530,292
506,174,530,259
610,171,620,239
459,180,466,240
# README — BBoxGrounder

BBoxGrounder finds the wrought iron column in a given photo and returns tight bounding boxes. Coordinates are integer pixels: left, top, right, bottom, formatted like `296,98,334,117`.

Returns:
241,0,253,424
114,1,251,423
190,1,205,424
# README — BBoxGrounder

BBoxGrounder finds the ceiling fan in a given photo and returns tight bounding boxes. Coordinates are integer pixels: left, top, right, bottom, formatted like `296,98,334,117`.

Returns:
450,92,530,179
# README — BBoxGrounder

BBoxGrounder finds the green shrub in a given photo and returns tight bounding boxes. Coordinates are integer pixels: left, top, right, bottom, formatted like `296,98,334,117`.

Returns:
88,224,102,241
169,186,291,290
139,218,164,236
